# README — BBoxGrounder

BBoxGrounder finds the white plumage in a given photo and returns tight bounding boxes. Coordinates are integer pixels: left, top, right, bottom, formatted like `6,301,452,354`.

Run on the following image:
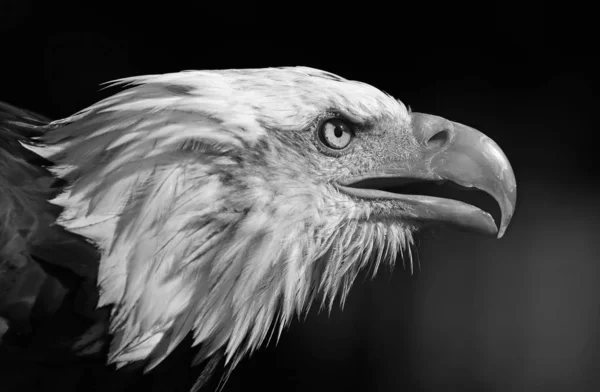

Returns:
25,67,415,375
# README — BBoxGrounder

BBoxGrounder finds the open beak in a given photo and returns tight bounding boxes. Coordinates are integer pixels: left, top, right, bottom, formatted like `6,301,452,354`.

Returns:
336,113,517,238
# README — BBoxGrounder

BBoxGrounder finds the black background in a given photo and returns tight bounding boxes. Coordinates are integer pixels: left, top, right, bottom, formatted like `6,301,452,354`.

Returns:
1,1,599,391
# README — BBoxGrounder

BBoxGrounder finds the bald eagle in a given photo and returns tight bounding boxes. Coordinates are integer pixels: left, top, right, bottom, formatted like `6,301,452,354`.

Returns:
0,67,516,390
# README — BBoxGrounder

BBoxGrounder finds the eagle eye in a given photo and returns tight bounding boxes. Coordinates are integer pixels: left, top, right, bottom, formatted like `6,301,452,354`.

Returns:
318,119,353,150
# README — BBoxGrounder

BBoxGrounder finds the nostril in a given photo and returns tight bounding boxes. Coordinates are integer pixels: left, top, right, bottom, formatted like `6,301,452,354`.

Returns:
426,129,450,150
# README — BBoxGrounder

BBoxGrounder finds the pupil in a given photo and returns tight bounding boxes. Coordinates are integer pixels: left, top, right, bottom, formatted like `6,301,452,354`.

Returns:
334,126,343,138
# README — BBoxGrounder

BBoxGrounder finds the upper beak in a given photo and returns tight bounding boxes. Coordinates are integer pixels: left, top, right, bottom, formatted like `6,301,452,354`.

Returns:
336,113,517,238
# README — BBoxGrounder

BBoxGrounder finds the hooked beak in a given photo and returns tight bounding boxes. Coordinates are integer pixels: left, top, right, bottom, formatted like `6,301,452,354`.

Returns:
336,113,517,238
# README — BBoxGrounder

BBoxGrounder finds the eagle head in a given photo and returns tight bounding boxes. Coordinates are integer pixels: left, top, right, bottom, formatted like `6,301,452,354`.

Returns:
35,67,516,377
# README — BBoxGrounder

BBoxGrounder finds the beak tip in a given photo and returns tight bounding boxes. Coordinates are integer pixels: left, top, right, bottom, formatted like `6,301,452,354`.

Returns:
497,204,515,239
497,227,506,239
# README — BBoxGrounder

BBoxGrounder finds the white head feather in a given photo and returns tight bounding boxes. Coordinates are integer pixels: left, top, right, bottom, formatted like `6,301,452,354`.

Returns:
29,67,414,375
